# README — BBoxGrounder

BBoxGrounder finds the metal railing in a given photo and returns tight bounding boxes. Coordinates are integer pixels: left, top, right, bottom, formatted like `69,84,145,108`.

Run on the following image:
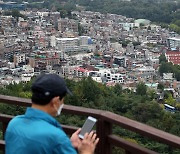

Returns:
0,94,180,154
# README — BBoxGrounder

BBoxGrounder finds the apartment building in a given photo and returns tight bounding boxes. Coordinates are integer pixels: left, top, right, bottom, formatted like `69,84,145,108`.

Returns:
114,56,127,68
29,53,60,69
135,66,155,77
14,53,26,66
165,51,180,65
167,37,180,49
89,69,125,84
56,37,79,53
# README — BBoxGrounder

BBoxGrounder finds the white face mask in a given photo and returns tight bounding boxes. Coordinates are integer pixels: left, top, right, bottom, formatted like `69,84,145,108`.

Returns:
54,103,64,116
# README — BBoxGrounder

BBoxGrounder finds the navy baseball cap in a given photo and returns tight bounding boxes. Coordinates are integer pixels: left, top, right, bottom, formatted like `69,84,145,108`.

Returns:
31,74,72,98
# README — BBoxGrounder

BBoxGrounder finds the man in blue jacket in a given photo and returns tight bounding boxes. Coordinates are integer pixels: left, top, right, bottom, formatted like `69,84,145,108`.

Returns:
5,73,99,154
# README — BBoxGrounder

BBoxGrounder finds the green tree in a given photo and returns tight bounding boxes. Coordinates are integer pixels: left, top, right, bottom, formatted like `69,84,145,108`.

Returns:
78,23,85,36
113,84,122,96
147,89,157,100
131,101,162,123
147,26,151,31
174,20,180,27
132,41,141,46
174,70,180,81
169,24,180,34
157,83,164,91
4,9,25,19
119,40,130,47
159,62,173,76
136,82,147,96
162,113,175,132
80,77,101,103
165,93,176,106
1,74,180,153
159,54,167,64
140,23,145,27
59,10,68,18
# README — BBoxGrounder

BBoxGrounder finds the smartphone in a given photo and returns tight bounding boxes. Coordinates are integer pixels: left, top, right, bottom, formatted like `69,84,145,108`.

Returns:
78,116,97,139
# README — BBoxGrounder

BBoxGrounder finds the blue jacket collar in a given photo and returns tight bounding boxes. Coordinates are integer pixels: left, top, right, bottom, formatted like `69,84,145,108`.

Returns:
25,107,62,129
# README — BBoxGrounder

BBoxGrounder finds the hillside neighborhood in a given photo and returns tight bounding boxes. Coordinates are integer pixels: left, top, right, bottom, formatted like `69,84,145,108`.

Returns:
0,5,180,102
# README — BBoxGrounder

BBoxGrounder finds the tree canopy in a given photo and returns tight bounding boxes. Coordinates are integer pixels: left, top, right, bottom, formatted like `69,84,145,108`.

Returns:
159,60,180,81
0,77,179,153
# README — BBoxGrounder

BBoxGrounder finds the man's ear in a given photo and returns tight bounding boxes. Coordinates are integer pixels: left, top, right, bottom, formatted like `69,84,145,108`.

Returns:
50,96,59,107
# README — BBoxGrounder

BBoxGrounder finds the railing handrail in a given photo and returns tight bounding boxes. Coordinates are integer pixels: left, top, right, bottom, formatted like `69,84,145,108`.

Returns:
0,94,180,153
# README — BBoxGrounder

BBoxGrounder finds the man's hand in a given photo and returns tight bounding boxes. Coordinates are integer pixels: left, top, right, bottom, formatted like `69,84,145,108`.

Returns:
70,128,82,148
78,131,99,154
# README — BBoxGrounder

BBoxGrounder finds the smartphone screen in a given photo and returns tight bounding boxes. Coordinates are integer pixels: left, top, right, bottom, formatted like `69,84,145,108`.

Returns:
78,116,97,139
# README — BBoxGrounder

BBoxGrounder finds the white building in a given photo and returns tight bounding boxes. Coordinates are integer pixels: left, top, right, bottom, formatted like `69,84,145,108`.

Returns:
36,11,49,17
22,65,34,73
149,57,159,65
14,54,26,66
136,66,155,74
21,73,34,83
55,37,79,53
120,23,139,31
126,42,134,54
167,37,180,49
7,62,15,69
111,42,122,51
79,36,90,45
79,36,94,51
163,73,173,80
92,76,103,83
106,73,125,83
90,69,125,84
50,35,56,47
55,36,94,53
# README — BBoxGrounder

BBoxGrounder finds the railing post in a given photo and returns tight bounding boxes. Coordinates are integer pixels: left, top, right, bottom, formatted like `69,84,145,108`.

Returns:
96,119,112,154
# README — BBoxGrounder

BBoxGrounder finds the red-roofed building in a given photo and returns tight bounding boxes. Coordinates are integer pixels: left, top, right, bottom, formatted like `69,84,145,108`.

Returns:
165,51,180,65
73,67,89,77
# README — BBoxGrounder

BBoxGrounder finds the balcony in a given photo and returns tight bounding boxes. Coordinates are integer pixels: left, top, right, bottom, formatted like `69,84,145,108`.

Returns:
0,94,180,154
